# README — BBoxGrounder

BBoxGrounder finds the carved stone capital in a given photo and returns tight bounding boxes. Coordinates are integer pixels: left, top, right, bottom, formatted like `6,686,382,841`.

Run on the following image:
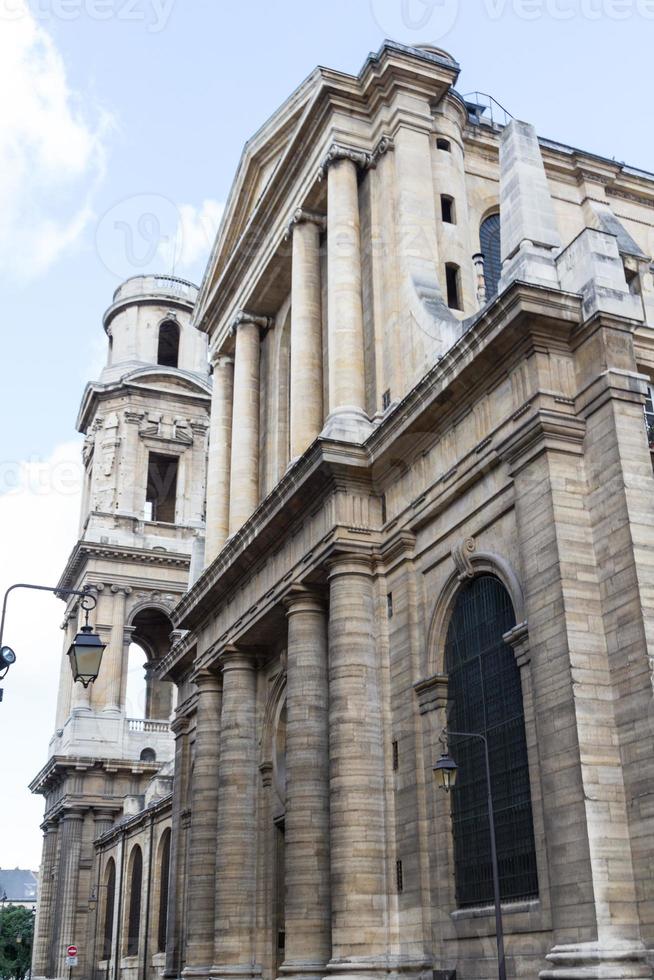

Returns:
414,674,449,715
371,134,395,164
216,645,256,673
285,207,327,240
230,310,273,335
317,142,373,181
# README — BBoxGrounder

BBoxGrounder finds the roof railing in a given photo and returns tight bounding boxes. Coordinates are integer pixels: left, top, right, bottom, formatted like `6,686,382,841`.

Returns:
463,92,513,129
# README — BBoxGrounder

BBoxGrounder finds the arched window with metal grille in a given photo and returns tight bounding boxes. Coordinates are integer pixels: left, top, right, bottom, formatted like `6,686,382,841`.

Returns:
125,846,143,956
157,829,171,953
102,858,116,960
445,575,538,907
479,213,501,300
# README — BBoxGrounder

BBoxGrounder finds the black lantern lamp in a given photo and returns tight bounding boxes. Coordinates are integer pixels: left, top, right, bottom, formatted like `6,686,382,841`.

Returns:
433,750,458,792
66,593,106,688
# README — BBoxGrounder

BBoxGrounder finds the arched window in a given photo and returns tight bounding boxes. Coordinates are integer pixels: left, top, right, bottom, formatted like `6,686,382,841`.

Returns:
102,858,116,959
157,830,171,953
126,846,143,956
479,213,501,299
157,320,180,368
445,575,538,907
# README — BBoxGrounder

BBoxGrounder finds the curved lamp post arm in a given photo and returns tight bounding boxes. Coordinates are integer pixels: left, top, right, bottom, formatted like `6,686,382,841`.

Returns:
0,582,97,653
443,728,506,980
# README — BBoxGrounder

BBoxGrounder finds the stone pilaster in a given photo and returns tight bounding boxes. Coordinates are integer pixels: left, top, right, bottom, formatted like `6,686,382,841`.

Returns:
320,147,372,443
212,649,261,980
228,313,270,535
102,585,131,713
288,210,325,461
182,671,222,980
498,411,650,980
326,554,389,970
205,353,235,563
279,590,330,980
53,809,85,979
54,618,76,731
31,820,59,980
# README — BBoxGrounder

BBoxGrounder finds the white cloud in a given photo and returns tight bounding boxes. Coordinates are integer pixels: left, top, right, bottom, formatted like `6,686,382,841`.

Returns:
0,0,111,280
158,198,225,277
0,440,83,868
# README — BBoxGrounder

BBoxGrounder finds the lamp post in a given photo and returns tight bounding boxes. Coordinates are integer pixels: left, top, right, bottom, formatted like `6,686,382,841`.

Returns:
434,729,506,980
0,583,106,692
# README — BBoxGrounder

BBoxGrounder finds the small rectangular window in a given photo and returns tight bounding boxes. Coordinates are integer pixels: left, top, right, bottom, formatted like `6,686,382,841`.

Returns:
441,196,455,224
380,493,387,524
436,138,451,152
146,453,179,524
392,739,399,771
396,860,404,893
446,264,462,311
387,593,394,618
645,384,654,449
382,389,391,411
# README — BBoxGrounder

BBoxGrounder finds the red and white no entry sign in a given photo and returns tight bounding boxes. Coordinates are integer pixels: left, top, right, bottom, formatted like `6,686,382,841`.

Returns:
67,946,78,957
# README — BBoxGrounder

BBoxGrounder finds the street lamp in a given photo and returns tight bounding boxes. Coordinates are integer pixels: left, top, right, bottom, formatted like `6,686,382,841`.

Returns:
434,729,506,980
0,583,106,692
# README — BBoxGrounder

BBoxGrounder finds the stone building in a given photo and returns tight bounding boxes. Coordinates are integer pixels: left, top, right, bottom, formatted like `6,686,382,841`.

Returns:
32,40,654,980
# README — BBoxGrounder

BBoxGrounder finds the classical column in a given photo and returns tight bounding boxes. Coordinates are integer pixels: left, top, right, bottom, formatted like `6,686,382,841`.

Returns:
31,820,59,980
54,809,85,979
327,554,388,969
205,352,235,563
228,313,270,535
320,145,372,443
182,671,222,980
280,591,330,980
164,714,191,979
212,649,260,980
102,585,130,713
288,210,325,460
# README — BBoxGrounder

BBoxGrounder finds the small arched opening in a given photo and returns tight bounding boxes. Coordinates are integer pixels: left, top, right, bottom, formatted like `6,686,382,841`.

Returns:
479,212,501,299
157,828,172,953
157,320,180,368
126,608,176,721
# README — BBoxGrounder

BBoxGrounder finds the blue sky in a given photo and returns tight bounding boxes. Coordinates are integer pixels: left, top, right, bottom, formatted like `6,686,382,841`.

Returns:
1,0,651,867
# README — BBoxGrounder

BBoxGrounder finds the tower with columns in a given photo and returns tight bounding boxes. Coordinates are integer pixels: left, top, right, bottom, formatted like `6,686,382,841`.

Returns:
29,274,211,980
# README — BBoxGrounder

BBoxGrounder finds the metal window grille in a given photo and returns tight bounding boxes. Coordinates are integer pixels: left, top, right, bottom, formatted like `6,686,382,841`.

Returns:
126,847,143,956
479,214,501,300
102,859,116,959
445,575,538,907
157,830,171,953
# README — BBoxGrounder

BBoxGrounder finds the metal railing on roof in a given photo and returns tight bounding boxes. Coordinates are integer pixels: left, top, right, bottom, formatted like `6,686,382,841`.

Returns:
463,92,513,129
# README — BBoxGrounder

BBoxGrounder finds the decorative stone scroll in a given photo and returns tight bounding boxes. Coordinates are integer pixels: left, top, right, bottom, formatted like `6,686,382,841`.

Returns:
451,536,476,580
284,206,327,240
317,134,394,182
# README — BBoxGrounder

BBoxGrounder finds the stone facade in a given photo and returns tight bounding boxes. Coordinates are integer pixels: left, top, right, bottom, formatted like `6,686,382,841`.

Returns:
32,40,654,980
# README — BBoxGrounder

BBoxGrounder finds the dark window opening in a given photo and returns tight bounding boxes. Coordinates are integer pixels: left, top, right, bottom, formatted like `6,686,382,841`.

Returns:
479,213,501,299
396,860,404,893
392,740,399,771
445,575,538,907
140,747,156,762
441,196,456,224
146,453,178,524
126,847,143,956
382,389,391,411
437,138,451,152
380,494,387,524
102,859,116,960
157,830,171,953
157,320,180,368
644,385,654,450
387,593,394,618
445,264,462,311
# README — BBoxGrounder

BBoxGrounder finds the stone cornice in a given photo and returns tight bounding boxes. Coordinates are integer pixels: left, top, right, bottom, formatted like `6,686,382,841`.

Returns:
56,540,191,595
29,754,161,795
94,793,173,848
414,673,448,714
